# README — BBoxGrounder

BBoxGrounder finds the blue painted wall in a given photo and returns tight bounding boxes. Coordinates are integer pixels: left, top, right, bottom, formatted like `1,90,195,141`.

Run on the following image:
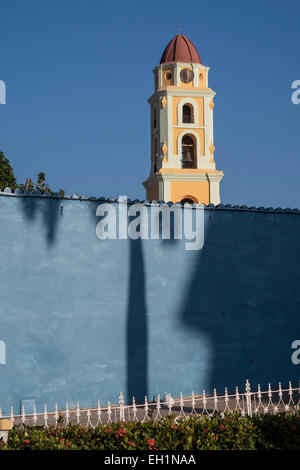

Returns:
0,192,299,414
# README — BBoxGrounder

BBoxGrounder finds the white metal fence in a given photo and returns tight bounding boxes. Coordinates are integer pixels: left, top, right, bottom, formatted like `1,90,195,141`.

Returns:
1,379,299,428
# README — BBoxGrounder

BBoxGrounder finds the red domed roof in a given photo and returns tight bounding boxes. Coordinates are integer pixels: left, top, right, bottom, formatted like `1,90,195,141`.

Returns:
160,34,202,65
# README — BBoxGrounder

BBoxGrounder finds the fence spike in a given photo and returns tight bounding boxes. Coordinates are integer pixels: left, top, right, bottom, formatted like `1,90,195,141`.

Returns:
245,379,252,417
21,405,26,425
107,401,112,423
54,403,59,427
132,397,138,422
142,396,149,423
191,391,195,408
155,394,162,421
257,384,262,400
178,392,185,418
43,404,48,428
268,383,272,399
165,393,175,415
96,400,102,425
76,401,80,425
65,402,70,425
33,404,37,426
234,386,241,412
119,392,125,422
225,387,229,405
86,408,92,427
278,382,283,399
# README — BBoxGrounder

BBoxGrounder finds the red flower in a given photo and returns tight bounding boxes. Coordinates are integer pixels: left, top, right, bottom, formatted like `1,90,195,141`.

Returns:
23,439,30,444
147,438,155,447
215,434,219,440
220,424,225,430
128,441,135,446
105,429,110,433
65,441,70,447
172,424,178,430
291,425,297,432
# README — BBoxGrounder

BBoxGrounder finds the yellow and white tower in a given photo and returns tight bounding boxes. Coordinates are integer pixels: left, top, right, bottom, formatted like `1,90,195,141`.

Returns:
143,34,224,204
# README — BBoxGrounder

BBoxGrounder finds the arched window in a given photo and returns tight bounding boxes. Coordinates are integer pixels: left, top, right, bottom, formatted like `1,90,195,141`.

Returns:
182,104,194,123
181,198,196,205
153,107,157,128
153,139,158,173
181,135,196,169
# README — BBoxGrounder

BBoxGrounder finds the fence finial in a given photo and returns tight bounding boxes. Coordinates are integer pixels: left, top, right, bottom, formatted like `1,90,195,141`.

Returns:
119,392,125,422
65,403,70,425
43,404,48,428
107,401,112,423
54,403,59,427
76,402,80,425
96,400,102,425
245,379,252,417
132,397,138,421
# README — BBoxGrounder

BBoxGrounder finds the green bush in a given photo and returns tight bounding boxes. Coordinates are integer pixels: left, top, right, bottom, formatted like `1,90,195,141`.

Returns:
0,151,17,191
1,412,300,450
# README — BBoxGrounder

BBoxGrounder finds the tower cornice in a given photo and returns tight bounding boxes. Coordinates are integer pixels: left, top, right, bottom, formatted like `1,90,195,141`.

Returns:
154,63,210,72
148,87,216,104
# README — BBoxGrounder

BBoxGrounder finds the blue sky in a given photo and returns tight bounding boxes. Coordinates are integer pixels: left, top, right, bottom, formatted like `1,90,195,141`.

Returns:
0,0,299,207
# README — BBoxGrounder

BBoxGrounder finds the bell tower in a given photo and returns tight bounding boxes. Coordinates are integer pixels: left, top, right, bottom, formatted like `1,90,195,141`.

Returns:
143,34,224,204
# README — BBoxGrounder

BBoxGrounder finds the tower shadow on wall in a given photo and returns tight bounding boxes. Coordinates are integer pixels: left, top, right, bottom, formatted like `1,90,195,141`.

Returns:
179,211,300,394
126,237,148,404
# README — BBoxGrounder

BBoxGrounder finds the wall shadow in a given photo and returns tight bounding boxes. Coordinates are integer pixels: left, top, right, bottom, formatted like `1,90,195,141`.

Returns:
126,237,148,403
179,212,300,393
20,196,61,246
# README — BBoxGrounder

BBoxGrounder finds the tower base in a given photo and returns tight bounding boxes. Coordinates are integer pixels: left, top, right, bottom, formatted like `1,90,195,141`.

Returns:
143,169,223,205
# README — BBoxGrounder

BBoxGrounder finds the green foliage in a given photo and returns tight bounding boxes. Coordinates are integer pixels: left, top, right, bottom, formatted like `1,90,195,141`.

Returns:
0,151,17,191
1,412,300,450
18,171,65,196
0,151,65,196
37,172,46,185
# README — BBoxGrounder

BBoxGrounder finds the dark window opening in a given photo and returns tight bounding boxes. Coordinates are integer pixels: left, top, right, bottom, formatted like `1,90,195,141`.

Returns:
182,104,193,123
153,139,159,173
153,108,157,128
154,154,158,173
181,135,196,169
181,198,195,205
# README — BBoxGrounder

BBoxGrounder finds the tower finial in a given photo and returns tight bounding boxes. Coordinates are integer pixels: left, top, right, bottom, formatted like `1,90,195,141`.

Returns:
177,24,181,35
